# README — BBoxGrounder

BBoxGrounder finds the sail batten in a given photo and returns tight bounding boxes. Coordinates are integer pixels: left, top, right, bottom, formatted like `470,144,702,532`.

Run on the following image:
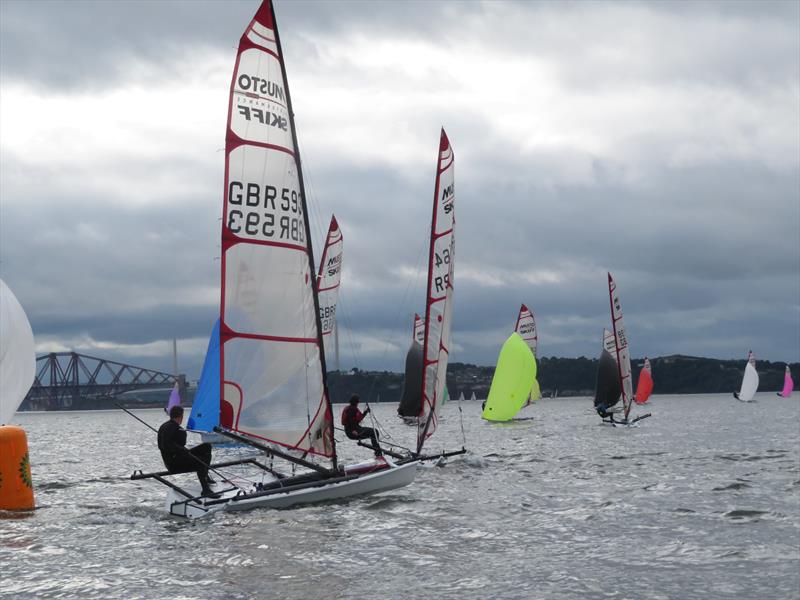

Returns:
219,0,335,460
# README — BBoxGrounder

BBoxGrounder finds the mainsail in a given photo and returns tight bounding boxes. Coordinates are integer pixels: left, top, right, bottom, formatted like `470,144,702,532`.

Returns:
735,350,759,402
608,273,633,420
317,215,343,365
514,304,538,356
219,1,334,458
634,357,653,404
417,130,455,453
603,328,617,359
779,365,794,397
482,333,537,421
515,303,541,404
413,313,425,345
0,279,35,426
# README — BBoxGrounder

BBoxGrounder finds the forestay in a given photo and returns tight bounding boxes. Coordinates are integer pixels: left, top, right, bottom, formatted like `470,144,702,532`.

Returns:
0,279,35,426
608,273,633,420
418,130,455,453
317,215,343,362
220,1,334,458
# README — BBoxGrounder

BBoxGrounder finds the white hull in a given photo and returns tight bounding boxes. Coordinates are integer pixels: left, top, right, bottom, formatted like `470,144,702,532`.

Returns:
166,458,418,519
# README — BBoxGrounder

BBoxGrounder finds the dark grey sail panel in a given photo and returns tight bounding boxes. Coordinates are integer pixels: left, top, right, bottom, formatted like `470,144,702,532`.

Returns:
398,341,424,417
594,349,621,412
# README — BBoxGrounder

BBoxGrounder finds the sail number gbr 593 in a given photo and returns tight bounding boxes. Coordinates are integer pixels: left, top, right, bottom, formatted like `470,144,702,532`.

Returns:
227,181,305,244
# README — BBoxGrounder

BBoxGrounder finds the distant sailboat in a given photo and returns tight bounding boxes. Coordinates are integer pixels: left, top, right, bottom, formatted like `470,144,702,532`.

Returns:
734,351,759,402
778,365,794,397
469,392,477,402
457,391,465,402
634,358,653,404
482,333,537,421
165,382,181,414
597,273,650,425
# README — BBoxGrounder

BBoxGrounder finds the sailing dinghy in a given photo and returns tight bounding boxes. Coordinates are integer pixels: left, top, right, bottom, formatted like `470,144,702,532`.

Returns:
777,365,794,397
597,273,650,425
733,351,759,402
132,0,417,518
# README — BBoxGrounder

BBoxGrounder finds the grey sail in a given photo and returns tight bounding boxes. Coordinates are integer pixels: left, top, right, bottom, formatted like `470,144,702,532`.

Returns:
398,341,424,418
594,349,621,413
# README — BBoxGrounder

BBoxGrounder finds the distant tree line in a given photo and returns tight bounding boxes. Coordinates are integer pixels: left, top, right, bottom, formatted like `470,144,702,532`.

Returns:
327,356,799,403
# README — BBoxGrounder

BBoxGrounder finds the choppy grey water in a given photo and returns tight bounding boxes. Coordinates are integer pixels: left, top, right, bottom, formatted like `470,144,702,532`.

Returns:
2,394,799,600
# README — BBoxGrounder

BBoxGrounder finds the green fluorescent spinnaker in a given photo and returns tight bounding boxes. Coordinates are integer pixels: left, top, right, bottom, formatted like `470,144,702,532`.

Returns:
482,333,537,421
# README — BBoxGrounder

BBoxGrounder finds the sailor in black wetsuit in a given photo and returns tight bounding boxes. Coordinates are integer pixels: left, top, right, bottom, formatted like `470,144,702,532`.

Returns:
157,405,217,497
341,395,382,456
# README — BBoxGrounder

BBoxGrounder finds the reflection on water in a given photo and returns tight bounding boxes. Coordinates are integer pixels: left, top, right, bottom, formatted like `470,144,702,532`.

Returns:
1,394,798,599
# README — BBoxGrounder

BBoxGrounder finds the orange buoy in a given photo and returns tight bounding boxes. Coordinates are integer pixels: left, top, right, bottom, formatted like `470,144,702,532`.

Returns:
0,425,35,510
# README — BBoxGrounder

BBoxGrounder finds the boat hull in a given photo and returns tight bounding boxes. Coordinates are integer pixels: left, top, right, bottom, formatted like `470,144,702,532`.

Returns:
166,459,418,519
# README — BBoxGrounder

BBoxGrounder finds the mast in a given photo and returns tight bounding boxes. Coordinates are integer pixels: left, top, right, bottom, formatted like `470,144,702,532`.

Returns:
418,129,455,454
219,0,336,467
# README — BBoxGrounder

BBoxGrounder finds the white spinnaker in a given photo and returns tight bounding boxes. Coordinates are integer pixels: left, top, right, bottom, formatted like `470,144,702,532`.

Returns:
0,279,35,425
608,273,633,419
317,215,343,362
220,1,333,458
738,351,759,401
413,313,425,345
514,304,538,356
418,129,455,453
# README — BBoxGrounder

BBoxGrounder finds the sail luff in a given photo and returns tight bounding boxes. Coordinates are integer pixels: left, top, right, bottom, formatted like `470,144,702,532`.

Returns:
417,129,455,454
219,0,335,463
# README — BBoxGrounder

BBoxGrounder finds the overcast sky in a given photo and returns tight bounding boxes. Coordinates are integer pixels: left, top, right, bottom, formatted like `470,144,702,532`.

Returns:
1,0,798,378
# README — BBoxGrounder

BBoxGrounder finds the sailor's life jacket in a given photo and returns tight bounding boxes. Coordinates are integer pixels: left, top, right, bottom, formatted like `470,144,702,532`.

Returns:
341,405,365,435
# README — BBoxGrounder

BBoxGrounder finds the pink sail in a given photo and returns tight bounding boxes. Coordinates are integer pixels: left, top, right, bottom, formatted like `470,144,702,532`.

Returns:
417,129,455,453
779,365,794,397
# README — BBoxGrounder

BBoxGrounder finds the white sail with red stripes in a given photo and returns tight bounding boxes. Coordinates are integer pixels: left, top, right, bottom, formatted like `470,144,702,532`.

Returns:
219,0,334,459
413,313,425,345
418,129,455,453
514,304,538,356
317,215,343,362
608,272,633,420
